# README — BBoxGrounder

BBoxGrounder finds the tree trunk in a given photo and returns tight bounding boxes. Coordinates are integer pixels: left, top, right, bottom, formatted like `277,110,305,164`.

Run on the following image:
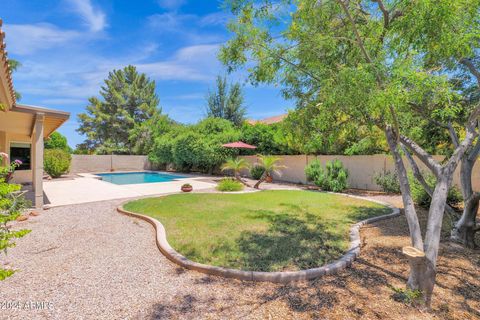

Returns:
451,193,479,248
234,172,250,187
419,176,451,306
386,127,458,306
402,246,435,305
385,127,424,249
451,150,480,248
253,171,266,189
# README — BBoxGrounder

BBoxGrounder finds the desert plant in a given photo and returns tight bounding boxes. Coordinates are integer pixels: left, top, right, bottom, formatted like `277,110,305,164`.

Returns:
216,178,244,192
373,170,401,194
389,285,423,305
253,155,285,189
44,149,71,178
305,159,323,183
221,158,250,186
307,159,348,192
250,165,265,180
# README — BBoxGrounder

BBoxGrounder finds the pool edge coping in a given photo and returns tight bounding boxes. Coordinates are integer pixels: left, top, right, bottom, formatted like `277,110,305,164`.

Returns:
117,192,401,283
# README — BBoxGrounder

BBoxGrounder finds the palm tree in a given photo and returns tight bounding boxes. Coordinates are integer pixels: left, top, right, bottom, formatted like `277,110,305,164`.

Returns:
221,158,251,186
254,155,285,189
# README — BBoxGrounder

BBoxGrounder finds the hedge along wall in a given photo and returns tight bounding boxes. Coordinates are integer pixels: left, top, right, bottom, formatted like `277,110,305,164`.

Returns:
239,154,480,192
69,155,151,173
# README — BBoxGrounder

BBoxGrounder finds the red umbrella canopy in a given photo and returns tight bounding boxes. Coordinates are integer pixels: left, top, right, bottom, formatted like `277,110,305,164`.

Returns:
222,141,257,149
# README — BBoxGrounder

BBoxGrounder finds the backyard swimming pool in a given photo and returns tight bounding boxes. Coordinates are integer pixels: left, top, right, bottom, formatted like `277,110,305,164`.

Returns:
96,172,186,185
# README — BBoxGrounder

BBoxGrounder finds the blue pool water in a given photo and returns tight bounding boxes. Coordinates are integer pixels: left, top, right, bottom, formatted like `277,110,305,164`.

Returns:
96,172,186,185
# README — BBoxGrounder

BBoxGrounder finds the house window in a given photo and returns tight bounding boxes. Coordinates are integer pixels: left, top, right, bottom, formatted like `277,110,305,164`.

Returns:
10,142,31,170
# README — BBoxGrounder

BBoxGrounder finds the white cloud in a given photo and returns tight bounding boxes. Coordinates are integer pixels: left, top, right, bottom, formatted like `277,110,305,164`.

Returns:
14,43,221,108
199,12,231,26
147,12,195,31
66,0,106,32
4,23,80,55
137,44,220,81
157,0,186,10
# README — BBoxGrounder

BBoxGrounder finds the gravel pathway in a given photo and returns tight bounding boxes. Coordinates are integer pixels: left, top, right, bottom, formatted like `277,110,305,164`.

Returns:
4,192,454,320
2,198,296,319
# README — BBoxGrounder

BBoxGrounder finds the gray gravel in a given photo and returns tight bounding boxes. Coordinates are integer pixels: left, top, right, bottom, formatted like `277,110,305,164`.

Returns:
1,199,289,319
1,191,405,319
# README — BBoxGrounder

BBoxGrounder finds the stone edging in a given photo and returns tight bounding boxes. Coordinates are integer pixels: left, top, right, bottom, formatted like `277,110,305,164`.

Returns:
117,192,401,283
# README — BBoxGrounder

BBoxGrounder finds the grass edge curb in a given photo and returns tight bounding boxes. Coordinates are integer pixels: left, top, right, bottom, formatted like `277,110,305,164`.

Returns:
117,192,401,283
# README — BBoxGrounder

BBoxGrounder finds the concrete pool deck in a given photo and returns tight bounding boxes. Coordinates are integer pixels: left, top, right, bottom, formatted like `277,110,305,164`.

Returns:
42,172,216,207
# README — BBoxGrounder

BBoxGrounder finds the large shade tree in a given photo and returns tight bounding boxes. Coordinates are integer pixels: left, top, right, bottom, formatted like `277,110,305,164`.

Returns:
77,65,161,154
220,0,480,306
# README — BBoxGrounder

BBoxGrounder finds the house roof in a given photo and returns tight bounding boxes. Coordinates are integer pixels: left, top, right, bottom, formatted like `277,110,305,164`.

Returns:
0,20,70,138
13,104,70,137
0,18,16,109
13,104,70,118
247,114,287,125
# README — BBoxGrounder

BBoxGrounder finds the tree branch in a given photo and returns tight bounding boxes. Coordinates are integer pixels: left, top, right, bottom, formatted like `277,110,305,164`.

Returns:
445,124,479,174
250,41,324,84
399,135,442,176
402,145,458,218
372,0,390,29
447,122,460,148
337,0,373,64
460,58,480,87
467,134,480,162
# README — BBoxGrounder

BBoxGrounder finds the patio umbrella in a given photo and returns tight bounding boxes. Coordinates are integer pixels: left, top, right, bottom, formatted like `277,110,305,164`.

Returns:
222,141,257,149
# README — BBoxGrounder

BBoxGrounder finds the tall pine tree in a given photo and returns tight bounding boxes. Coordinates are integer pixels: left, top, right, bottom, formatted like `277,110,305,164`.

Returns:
206,75,246,126
77,65,161,154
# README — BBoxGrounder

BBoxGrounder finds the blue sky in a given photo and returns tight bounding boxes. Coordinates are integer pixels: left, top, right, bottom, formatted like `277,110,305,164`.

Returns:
2,0,293,147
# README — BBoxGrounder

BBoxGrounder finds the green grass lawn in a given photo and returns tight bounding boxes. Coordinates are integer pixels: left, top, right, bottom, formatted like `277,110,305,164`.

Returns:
124,190,390,272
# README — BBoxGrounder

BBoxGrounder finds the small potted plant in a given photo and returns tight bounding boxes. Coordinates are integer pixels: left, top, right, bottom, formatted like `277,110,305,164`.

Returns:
181,183,193,192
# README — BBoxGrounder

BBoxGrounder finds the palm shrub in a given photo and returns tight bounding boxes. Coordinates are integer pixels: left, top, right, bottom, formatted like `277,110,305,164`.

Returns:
221,158,250,186
305,159,348,192
216,178,244,192
250,165,265,180
253,155,285,189
44,149,71,178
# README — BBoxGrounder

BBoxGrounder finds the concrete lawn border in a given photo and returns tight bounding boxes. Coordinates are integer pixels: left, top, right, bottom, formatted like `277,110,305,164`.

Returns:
117,192,401,283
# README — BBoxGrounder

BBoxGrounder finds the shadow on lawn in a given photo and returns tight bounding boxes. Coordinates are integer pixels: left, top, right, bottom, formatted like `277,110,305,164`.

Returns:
236,205,387,272
237,209,343,271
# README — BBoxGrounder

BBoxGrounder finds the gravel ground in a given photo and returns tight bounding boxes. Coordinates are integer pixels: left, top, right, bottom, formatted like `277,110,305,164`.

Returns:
2,190,478,319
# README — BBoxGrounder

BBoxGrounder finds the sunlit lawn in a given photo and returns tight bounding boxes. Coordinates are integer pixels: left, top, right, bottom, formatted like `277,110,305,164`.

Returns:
124,190,389,272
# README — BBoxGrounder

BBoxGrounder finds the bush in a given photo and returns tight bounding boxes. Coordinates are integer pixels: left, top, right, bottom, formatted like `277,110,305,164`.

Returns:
149,118,239,173
409,172,463,208
373,170,400,193
0,178,30,280
250,165,265,180
305,159,323,182
44,131,72,152
216,178,244,192
44,149,71,178
305,159,348,192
